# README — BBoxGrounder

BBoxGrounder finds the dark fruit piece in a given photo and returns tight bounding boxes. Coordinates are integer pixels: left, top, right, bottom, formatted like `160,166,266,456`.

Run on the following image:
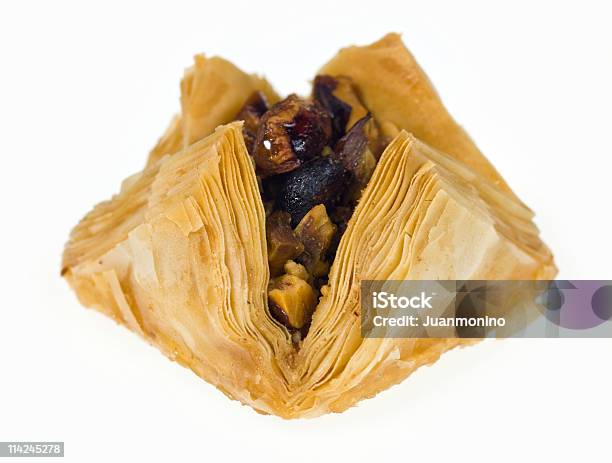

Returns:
277,157,350,227
313,75,352,145
235,91,269,155
253,95,332,176
333,114,374,183
334,115,370,165
266,211,304,276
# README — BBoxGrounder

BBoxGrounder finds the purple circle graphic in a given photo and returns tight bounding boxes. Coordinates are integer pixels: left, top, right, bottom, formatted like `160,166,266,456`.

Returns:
540,281,608,329
592,285,612,321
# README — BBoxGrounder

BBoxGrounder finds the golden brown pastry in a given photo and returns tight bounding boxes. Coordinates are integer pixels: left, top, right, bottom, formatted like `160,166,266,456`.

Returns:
62,35,556,418
319,33,515,195
148,55,279,165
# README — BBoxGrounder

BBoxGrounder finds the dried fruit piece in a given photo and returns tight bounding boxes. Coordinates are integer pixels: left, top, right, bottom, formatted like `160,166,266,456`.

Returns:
235,91,269,154
314,75,385,158
253,95,332,176
294,205,336,277
277,157,350,226
268,274,317,330
313,75,352,144
266,211,304,276
334,114,377,187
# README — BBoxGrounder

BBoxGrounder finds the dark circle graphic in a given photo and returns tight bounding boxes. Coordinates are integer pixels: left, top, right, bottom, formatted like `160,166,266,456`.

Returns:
592,285,612,321
544,286,565,311
535,283,565,312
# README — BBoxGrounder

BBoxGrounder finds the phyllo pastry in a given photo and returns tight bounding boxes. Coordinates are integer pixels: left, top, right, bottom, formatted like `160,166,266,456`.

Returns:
62,34,556,418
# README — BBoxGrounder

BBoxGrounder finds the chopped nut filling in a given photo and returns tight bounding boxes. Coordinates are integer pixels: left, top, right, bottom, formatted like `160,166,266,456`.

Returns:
294,205,336,278
233,76,386,336
266,211,304,276
268,274,317,330
283,260,310,281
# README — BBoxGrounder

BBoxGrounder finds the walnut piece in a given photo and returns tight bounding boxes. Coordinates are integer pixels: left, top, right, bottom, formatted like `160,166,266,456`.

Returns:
266,211,304,276
268,274,317,330
294,205,336,278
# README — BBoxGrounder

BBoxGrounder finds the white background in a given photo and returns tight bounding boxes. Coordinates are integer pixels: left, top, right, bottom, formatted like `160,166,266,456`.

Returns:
1,1,611,462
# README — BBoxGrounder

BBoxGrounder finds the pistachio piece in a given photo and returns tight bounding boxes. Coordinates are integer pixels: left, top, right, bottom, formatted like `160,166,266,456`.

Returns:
235,91,269,155
277,157,350,226
253,95,332,176
268,274,317,330
266,211,304,276
294,204,336,277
